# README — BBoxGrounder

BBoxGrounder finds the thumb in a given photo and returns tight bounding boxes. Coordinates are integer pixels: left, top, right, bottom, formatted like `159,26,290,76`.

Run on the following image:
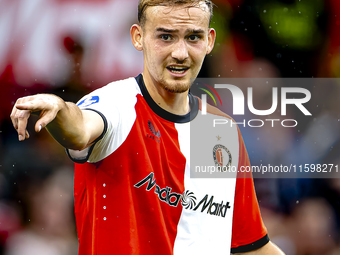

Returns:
35,111,58,132
35,123,43,133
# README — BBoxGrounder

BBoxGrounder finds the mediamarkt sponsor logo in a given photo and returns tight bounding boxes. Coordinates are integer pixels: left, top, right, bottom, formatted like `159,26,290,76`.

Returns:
134,172,231,218
134,172,182,207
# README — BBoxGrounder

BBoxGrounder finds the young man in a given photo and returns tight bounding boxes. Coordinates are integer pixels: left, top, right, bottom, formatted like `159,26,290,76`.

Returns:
10,0,284,254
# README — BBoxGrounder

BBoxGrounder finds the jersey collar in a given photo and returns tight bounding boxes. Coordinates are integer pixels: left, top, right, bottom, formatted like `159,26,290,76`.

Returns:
135,74,199,123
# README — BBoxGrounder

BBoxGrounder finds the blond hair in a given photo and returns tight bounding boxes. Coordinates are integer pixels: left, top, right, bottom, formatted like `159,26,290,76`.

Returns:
138,0,213,27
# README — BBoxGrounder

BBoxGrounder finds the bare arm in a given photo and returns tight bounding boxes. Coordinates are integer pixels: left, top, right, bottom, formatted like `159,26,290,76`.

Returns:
10,94,104,150
232,241,285,255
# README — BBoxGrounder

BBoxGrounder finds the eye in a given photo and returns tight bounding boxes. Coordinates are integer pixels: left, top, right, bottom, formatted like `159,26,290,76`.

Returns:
188,35,202,41
160,34,172,41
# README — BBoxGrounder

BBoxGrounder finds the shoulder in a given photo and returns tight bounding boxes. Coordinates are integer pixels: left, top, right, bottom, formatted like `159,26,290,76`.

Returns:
93,77,140,97
77,76,140,108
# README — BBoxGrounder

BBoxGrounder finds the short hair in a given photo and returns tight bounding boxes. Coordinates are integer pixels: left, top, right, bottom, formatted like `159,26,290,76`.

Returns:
138,0,213,28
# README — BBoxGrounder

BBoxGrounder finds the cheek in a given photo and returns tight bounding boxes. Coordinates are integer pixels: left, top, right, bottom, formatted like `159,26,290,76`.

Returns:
145,42,165,65
190,45,207,63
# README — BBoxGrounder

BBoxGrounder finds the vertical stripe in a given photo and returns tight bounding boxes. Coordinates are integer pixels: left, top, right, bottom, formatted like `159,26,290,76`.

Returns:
173,113,239,254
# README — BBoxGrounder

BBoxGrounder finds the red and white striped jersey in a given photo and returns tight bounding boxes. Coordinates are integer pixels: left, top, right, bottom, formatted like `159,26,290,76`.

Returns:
67,74,268,255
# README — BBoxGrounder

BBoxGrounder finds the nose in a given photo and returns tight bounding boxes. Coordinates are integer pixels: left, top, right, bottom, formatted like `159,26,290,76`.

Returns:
171,40,189,62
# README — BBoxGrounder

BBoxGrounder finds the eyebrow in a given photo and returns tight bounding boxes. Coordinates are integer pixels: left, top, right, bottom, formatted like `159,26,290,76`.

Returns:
155,28,205,34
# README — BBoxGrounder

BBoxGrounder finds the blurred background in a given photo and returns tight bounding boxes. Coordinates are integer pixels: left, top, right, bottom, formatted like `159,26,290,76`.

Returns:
1,0,340,254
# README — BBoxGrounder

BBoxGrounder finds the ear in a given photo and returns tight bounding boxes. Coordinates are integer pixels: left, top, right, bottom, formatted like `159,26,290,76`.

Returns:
131,24,143,51
206,28,216,55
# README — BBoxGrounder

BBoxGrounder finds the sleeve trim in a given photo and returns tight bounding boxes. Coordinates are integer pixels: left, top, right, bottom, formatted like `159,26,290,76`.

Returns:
231,234,269,254
66,108,108,164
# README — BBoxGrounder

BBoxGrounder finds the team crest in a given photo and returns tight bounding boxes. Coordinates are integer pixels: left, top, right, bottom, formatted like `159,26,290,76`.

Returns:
213,144,232,170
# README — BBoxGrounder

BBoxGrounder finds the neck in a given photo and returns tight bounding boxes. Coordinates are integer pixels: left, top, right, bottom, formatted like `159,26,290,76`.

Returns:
142,72,190,116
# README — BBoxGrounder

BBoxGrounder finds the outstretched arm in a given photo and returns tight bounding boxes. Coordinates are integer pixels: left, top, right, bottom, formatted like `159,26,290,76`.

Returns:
232,241,285,255
10,94,104,150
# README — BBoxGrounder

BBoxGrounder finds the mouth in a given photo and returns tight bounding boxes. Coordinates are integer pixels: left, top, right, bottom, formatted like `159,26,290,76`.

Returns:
166,66,189,74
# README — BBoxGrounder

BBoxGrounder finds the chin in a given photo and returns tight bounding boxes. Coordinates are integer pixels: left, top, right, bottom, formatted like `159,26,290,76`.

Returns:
162,80,191,93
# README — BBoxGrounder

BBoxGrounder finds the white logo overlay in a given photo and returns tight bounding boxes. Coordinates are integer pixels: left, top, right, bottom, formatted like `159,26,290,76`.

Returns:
194,80,313,128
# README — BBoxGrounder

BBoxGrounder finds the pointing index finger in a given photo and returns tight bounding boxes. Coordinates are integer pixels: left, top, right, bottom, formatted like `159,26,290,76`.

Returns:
16,102,42,116
15,100,45,114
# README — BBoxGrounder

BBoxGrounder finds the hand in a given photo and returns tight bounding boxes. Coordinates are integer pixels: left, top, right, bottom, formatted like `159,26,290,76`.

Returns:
10,94,63,141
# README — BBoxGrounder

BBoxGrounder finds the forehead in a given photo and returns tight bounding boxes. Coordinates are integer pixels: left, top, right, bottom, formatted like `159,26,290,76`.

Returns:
144,4,210,30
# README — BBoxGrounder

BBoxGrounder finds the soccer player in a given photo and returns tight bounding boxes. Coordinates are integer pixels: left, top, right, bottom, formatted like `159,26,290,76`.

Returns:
10,0,285,254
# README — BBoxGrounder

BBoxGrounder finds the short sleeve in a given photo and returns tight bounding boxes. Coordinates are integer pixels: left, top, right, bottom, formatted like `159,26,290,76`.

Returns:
66,87,117,163
230,129,269,253
66,77,140,163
